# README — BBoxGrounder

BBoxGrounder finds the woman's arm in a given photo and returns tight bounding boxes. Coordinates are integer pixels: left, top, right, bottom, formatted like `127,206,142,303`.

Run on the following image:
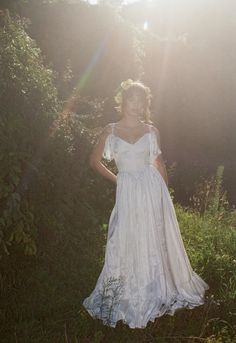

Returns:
89,124,117,185
152,126,169,187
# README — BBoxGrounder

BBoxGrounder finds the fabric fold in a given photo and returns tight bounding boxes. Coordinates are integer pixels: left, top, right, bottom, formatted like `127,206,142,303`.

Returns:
102,133,113,161
149,130,162,163
83,124,209,329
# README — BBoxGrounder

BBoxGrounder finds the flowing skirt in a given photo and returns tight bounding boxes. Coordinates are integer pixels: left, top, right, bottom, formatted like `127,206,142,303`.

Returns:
82,164,209,328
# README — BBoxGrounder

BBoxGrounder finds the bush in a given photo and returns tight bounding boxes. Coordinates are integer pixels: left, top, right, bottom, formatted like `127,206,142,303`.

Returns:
0,10,58,257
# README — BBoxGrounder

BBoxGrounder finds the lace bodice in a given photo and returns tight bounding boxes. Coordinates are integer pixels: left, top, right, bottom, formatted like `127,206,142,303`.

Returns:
103,123,162,172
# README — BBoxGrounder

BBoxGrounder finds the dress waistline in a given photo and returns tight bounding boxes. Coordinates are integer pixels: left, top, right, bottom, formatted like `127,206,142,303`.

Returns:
117,164,153,174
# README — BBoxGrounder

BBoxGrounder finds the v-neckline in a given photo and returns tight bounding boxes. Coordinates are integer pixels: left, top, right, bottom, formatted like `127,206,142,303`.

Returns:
112,132,151,145
112,123,151,145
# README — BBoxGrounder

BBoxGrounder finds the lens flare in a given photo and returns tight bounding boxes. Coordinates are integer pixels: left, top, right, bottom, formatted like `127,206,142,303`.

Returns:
143,20,148,30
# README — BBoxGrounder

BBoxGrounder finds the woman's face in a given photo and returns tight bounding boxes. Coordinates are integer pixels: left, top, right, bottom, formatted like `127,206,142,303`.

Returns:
123,93,145,118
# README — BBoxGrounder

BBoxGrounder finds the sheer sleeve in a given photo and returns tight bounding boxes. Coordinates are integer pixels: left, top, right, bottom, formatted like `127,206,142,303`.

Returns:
150,129,162,162
102,133,114,161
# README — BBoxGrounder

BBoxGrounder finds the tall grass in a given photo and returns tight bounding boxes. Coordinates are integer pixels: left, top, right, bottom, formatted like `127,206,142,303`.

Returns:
1,166,235,343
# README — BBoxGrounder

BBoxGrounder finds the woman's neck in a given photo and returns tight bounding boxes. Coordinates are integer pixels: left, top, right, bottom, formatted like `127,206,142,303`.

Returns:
118,117,143,128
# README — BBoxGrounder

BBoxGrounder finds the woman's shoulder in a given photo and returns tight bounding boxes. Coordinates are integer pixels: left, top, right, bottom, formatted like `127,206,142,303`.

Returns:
102,122,160,135
144,123,160,135
101,122,115,134
99,123,117,141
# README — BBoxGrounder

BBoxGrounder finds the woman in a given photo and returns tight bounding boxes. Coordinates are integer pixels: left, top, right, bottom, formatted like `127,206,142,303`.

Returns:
82,79,209,329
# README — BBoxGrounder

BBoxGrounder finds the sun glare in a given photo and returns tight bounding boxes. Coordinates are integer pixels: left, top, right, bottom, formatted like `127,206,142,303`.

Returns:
143,20,149,30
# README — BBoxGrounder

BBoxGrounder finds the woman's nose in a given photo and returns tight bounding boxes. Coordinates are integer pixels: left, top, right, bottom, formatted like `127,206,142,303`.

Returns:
132,100,142,107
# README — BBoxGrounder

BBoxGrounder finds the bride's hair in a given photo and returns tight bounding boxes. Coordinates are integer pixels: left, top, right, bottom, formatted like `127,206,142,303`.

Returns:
114,79,153,124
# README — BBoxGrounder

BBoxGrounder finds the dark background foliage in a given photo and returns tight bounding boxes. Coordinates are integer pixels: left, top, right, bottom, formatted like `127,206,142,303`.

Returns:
0,1,235,342
7,0,235,206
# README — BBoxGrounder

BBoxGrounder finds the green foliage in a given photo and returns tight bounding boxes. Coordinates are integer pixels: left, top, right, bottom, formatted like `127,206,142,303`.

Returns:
2,153,236,341
0,9,235,343
0,11,58,257
207,165,225,215
190,165,230,217
22,1,143,97
177,166,236,302
0,10,58,115
0,112,119,342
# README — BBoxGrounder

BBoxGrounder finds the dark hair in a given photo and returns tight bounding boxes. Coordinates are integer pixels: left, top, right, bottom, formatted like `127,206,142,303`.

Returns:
114,79,153,124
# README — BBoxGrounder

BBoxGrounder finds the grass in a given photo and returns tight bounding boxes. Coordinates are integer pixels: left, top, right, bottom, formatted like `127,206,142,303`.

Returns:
1,166,236,343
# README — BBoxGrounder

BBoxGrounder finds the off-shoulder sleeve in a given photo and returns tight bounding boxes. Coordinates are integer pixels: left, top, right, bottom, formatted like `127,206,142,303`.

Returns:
102,133,114,161
150,129,162,162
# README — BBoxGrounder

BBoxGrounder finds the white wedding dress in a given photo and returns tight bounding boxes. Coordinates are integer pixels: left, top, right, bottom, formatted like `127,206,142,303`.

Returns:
82,123,209,329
